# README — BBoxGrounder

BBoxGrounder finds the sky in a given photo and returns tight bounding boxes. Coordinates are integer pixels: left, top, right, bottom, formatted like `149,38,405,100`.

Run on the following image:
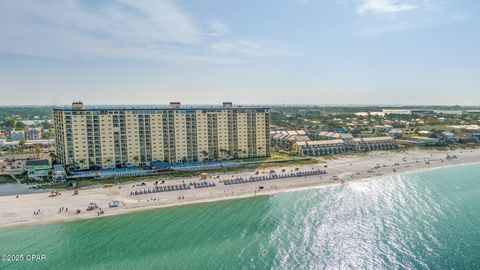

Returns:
0,0,479,106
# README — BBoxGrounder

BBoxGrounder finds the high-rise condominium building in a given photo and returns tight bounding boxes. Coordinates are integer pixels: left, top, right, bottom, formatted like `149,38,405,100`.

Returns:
54,102,270,170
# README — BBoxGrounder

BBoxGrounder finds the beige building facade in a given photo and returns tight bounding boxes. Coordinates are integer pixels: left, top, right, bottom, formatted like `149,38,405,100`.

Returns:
54,102,270,170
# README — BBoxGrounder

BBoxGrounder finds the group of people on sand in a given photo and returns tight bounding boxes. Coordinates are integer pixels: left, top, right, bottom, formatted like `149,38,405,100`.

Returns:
58,206,68,214
177,194,185,200
33,209,42,215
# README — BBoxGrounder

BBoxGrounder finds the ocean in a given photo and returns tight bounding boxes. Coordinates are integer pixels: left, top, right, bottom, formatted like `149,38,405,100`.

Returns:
1,164,479,269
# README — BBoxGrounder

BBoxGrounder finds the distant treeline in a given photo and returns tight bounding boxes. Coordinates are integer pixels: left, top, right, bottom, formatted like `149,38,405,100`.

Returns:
0,107,54,120
270,105,479,114
0,105,478,120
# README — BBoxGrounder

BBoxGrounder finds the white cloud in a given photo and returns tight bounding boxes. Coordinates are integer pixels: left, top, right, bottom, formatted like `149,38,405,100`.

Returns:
207,19,230,37
358,0,417,14
0,0,289,64
0,0,200,59
354,1,466,35
209,40,294,58
450,12,467,22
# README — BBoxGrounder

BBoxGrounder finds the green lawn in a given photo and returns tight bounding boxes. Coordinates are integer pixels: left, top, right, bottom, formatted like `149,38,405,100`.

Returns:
239,150,296,162
0,175,16,184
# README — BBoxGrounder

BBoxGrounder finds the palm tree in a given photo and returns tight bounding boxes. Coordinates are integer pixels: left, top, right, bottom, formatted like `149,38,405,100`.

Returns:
219,148,228,158
18,140,26,153
34,145,42,159
79,159,86,169
49,151,57,163
133,156,139,165
89,157,96,169
201,150,209,161
66,163,74,172
211,149,218,160
105,158,113,168
72,160,79,170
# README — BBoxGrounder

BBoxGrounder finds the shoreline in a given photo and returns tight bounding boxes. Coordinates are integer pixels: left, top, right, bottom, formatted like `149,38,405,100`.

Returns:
1,148,480,231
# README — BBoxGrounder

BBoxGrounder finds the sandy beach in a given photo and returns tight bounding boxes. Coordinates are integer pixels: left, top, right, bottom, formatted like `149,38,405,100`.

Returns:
1,148,479,230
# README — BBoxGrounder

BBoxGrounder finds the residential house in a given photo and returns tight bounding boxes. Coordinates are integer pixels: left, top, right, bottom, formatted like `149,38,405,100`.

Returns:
26,159,50,181
26,128,42,140
388,129,404,138
372,125,394,133
10,130,25,141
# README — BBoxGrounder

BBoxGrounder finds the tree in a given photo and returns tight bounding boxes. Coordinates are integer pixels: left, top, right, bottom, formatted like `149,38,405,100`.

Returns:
70,160,79,171
66,163,74,172
2,119,15,129
201,150,209,160
15,121,26,129
41,120,52,130
34,145,42,159
43,131,53,139
18,140,26,153
79,159,86,169
89,157,96,169
133,156,139,165
49,151,57,163
220,148,228,158
211,150,217,160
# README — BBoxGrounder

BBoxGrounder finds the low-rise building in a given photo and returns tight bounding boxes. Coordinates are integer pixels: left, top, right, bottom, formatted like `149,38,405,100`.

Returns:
318,132,353,142
382,109,435,116
352,137,397,152
410,109,436,116
447,125,480,132
10,130,25,141
418,130,434,137
372,125,394,133
26,159,50,181
456,133,480,143
296,134,397,156
463,110,480,118
293,140,348,156
26,128,42,140
383,109,411,115
397,137,446,147
441,131,456,141
1,139,55,149
271,130,310,151
52,164,66,182
388,129,404,138
0,137,6,147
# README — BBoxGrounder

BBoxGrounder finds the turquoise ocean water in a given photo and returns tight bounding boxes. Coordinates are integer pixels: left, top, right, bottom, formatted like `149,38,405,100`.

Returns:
0,164,479,269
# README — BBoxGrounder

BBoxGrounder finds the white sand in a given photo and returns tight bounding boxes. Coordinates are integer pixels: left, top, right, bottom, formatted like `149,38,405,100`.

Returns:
1,148,479,229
